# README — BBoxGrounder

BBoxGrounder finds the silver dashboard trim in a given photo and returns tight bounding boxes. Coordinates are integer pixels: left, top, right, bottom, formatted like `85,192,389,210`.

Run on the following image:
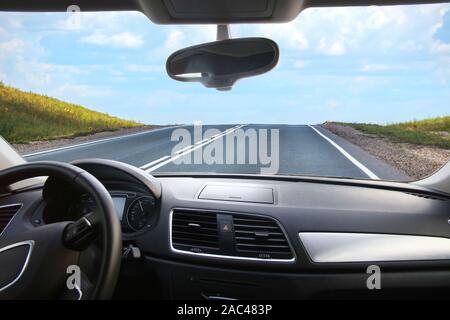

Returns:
169,208,296,263
299,232,450,263
81,216,92,228
0,240,34,292
0,203,23,239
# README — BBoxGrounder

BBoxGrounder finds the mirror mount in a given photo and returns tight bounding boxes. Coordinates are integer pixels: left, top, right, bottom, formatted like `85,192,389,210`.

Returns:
215,25,232,90
217,24,231,41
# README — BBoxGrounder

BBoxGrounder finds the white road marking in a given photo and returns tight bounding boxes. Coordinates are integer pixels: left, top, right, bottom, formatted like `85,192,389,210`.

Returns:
139,156,171,170
23,126,181,158
308,125,380,180
174,145,194,154
143,124,246,173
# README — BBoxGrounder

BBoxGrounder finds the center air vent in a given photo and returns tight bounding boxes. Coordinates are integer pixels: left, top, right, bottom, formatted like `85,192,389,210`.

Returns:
233,215,294,260
171,209,219,254
171,208,295,262
0,204,21,235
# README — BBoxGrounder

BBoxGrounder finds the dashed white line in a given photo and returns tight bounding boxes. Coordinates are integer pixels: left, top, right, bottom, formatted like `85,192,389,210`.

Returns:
308,125,380,180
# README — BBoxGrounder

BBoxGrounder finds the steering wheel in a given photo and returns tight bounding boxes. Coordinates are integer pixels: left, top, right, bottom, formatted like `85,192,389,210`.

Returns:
0,161,122,300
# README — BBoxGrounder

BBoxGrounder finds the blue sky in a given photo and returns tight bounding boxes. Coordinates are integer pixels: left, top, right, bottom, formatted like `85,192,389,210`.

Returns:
0,4,449,125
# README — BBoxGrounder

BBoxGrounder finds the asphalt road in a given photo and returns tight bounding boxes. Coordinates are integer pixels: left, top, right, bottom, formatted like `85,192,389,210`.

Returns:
24,124,409,180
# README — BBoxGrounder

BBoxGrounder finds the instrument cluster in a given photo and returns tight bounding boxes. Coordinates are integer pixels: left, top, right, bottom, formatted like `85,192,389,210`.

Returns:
68,191,158,234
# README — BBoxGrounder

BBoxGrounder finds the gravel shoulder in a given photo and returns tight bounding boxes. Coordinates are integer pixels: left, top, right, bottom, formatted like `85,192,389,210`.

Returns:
324,123,450,180
12,125,172,155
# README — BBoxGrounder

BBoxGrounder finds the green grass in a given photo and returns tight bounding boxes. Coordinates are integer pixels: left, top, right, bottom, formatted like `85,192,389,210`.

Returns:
330,116,450,149
0,83,143,143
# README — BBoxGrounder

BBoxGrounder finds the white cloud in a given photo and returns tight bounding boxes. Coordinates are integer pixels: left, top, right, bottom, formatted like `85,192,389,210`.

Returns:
319,39,346,56
286,27,309,50
53,84,112,98
240,4,450,58
168,25,216,48
431,41,450,54
80,32,143,48
54,11,144,33
10,58,83,88
328,42,346,55
0,37,101,98
258,24,309,50
150,25,216,59
366,10,391,30
280,25,309,50
126,64,164,73
165,30,184,51
326,99,341,109
0,39,26,55
293,60,308,69
0,15,23,30
362,64,408,72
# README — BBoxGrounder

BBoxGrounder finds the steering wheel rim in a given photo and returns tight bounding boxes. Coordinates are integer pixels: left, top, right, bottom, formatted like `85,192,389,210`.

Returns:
0,161,122,300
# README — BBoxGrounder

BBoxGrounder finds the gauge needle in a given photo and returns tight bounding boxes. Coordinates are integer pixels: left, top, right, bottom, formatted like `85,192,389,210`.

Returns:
139,200,144,212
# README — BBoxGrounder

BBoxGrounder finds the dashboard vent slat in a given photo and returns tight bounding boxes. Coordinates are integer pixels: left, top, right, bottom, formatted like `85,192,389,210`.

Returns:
0,204,21,234
233,214,294,260
172,209,219,253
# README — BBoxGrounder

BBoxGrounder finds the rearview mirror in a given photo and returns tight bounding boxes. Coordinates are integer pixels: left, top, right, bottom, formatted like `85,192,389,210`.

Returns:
166,38,279,90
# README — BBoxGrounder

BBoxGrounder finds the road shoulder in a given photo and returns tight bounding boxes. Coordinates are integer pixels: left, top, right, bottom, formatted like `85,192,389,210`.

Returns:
323,123,450,180
314,125,411,181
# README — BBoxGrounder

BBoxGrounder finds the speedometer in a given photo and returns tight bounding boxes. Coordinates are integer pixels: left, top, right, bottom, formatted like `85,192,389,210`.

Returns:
126,196,156,231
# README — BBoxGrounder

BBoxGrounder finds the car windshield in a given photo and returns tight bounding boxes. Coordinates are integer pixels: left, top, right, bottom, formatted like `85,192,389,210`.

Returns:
1,3,449,181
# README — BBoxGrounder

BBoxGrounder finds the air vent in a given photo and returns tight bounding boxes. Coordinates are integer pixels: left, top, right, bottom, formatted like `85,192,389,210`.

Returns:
233,215,294,260
0,204,21,235
406,192,447,201
171,209,219,254
171,209,295,262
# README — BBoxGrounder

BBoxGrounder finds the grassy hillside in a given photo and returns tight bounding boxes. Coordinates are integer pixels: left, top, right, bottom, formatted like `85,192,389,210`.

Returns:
331,116,450,149
0,82,142,143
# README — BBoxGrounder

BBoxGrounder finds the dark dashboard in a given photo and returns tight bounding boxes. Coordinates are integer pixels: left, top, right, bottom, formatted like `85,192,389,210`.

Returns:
2,159,450,299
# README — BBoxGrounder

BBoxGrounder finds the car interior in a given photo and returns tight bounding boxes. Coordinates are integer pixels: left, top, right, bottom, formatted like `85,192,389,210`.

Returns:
1,0,450,300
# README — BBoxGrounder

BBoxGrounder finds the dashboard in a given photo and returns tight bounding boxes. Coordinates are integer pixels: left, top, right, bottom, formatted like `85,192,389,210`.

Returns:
2,159,450,299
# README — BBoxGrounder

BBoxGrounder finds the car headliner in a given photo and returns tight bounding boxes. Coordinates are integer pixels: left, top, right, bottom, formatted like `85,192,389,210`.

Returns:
0,0,448,24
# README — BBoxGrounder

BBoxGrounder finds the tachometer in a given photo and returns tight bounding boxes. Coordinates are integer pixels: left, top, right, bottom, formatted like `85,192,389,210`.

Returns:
126,196,156,231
